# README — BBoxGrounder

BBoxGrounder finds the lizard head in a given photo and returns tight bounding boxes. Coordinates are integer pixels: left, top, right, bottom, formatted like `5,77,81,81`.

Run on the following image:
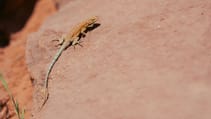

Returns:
87,16,98,25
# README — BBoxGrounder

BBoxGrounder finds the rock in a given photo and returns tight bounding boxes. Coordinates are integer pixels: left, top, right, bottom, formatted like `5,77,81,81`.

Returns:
26,0,211,119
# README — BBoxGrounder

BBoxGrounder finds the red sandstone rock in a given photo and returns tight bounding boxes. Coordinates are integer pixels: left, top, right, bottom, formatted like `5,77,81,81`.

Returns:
26,0,211,119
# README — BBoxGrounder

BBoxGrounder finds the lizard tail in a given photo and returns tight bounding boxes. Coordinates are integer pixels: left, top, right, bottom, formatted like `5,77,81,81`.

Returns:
44,44,66,88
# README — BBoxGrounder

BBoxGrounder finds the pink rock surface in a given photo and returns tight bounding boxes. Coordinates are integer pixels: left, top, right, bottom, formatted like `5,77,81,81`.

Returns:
26,0,211,119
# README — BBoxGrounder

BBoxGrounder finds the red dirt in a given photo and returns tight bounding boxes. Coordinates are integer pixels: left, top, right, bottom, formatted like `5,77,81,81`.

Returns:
0,0,56,118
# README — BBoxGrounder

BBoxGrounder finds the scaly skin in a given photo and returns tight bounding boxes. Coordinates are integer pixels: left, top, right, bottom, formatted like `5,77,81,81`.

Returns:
40,16,98,109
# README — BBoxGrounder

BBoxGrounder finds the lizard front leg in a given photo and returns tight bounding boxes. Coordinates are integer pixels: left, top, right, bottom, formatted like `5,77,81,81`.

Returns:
80,27,87,37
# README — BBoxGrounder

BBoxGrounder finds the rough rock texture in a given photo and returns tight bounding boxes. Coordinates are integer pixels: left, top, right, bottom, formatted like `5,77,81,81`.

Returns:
26,0,211,119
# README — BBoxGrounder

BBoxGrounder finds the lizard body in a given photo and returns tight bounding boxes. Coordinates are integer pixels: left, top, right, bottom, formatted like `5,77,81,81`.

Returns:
41,16,98,109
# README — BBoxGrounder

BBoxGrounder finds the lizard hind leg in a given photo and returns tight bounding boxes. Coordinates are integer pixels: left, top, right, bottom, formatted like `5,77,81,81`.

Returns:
52,35,65,47
77,40,83,47
58,35,65,45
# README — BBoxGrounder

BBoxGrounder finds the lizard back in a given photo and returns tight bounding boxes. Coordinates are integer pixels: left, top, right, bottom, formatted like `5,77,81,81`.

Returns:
66,16,98,39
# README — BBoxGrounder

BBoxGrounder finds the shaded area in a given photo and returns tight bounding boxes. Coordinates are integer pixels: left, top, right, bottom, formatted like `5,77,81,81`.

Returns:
0,0,57,118
0,31,9,47
0,0,37,47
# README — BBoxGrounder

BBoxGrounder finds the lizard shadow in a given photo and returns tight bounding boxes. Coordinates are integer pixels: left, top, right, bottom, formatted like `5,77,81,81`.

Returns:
73,23,101,46
84,23,101,35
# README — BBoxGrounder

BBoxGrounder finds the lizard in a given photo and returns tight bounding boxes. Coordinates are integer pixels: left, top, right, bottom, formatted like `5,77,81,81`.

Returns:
40,16,98,109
